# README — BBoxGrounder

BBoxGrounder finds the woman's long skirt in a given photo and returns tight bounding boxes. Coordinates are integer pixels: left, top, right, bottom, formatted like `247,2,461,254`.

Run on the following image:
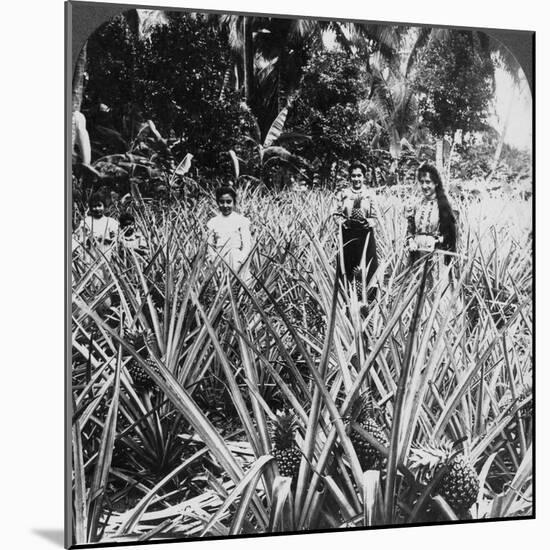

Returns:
339,222,379,299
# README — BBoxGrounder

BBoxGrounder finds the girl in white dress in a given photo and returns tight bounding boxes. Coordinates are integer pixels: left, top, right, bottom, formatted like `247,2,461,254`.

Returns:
206,186,252,283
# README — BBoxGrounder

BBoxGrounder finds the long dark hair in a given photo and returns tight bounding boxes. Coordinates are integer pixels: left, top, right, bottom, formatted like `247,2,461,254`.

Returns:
417,163,457,256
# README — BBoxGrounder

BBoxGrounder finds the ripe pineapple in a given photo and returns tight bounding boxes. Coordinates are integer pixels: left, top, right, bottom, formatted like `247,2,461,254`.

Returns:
348,393,389,470
127,357,160,392
350,195,365,224
410,440,480,516
271,410,302,479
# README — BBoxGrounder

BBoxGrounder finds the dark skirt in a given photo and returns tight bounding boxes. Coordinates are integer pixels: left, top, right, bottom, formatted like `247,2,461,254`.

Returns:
339,222,379,285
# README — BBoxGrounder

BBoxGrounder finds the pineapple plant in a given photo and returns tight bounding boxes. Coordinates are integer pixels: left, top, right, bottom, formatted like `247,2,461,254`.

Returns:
500,382,533,418
303,293,326,334
348,393,389,470
352,266,363,301
410,440,480,518
271,410,302,479
518,382,533,418
510,382,533,419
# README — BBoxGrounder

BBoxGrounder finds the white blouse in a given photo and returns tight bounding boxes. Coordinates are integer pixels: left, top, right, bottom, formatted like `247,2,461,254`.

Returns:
74,215,120,258
206,212,252,275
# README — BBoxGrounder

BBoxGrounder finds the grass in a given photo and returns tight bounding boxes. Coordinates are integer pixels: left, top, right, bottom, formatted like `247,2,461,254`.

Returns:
70,184,532,544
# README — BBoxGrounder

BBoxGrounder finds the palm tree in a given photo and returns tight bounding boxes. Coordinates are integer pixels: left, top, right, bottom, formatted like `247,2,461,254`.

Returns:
216,15,404,139
72,42,88,112
243,16,254,104
254,18,320,111
255,19,405,124
216,14,255,103
364,74,418,155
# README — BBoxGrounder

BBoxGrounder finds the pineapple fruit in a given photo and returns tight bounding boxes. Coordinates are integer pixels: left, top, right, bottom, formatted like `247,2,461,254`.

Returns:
350,196,365,224
127,357,160,392
271,410,302,479
123,328,160,392
348,393,389,470
410,440,480,517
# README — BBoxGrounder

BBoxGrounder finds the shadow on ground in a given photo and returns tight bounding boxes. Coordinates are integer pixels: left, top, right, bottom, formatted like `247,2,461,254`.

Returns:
33,529,64,547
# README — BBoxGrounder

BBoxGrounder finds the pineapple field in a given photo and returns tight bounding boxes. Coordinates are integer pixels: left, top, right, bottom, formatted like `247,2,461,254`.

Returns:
71,184,533,545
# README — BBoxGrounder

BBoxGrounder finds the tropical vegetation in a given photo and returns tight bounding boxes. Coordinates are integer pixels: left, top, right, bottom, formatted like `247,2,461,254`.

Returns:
70,8,532,546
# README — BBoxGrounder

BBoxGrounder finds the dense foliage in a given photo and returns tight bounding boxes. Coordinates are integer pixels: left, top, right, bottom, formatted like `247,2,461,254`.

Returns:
78,14,529,192
413,31,495,138
288,51,372,183
71,186,532,543
85,12,256,178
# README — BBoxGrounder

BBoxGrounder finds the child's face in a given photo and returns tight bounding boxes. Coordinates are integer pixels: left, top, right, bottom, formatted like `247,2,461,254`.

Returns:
217,193,235,216
90,202,105,218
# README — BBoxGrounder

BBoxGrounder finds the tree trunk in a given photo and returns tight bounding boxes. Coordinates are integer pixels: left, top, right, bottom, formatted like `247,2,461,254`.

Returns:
445,133,457,184
233,63,240,92
389,129,401,162
435,138,444,173
243,17,253,104
219,67,232,101
277,48,287,113
72,42,88,112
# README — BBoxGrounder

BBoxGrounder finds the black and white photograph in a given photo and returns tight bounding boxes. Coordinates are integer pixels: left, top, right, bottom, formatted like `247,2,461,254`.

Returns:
67,1,533,547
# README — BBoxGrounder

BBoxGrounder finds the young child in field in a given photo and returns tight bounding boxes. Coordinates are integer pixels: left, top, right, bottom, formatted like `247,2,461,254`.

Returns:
118,212,147,254
206,186,252,283
73,193,119,260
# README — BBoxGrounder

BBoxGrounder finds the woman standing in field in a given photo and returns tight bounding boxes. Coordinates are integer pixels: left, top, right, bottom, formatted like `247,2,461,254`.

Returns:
405,163,457,274
207,185,253,283
337,160,379,302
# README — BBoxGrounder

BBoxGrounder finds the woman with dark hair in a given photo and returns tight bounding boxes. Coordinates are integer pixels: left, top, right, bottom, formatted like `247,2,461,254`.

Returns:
405,163,457,269
336,160,379,302
206,185,253,283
